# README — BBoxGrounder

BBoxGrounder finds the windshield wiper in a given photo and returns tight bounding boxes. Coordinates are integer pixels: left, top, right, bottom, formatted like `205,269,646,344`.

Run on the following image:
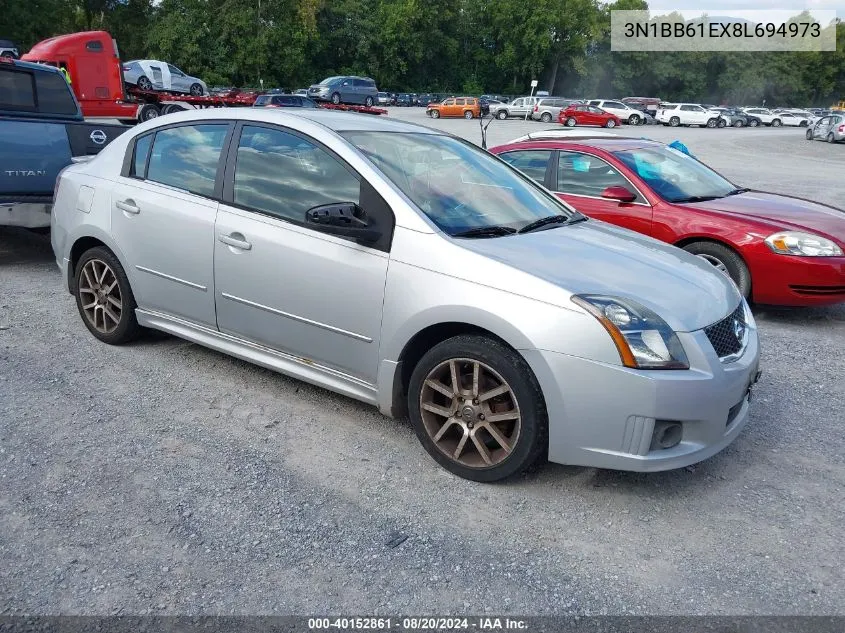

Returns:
671,195,724,203
452,226,517,238
726,187,750,196
518,213,585,234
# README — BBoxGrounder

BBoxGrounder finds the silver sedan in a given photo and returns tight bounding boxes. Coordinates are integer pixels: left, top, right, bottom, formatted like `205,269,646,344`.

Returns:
122,60,207,96
50,109,760,481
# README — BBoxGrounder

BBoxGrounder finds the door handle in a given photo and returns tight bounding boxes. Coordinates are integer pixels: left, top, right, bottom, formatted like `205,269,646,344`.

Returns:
116,199,140,214
219,233,252,251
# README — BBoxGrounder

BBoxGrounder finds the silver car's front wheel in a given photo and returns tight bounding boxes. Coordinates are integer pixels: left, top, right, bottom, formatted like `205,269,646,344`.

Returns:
408,335,547,482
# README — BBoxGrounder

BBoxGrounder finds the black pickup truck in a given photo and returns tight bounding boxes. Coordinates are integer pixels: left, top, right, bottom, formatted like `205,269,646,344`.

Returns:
0,57,128,228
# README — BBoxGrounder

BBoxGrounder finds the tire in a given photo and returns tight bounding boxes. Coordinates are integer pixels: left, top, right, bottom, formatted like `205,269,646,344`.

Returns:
828,133,836,143
540,112,552,122
137,76,153,91
682,242,751,299
565,117,577,127
605,119,617,128
799,120,807,127
364,96,374,107
771,119,781,127
805,129,814,140
189,83,203,96
138,103,160,121
734,120,744,128
407,334,548,482
669,116,680,127
717,118,727,128
706,118,718,128
497,110,508,120
430,109,440,119
74,247,142,345
463,110,474,119
748,118,759,127
161,104,184,115
331,92,341,105
628,114,640,125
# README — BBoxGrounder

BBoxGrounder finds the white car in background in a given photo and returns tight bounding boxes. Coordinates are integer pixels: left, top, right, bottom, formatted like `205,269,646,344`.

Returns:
741,108,784,127
655,103,723,127
587,99,646,125
776,112,812,127
122,60,208,96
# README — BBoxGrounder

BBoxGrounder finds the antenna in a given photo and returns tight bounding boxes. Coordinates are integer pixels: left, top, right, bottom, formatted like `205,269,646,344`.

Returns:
479,100,495,150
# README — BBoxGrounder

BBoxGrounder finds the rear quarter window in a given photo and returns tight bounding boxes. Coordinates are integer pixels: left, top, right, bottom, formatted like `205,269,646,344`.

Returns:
145,124,229,197
0,68,36,111
33,71,77,115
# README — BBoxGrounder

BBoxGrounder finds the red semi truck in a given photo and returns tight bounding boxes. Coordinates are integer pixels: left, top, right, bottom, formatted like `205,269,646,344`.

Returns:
22,31,386,122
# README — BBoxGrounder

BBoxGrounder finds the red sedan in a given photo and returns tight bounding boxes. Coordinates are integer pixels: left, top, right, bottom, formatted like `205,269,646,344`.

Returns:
490,137,845,306
559,104,622,128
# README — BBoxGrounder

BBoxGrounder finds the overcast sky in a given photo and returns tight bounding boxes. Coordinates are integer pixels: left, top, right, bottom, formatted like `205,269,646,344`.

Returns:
643,1,843,21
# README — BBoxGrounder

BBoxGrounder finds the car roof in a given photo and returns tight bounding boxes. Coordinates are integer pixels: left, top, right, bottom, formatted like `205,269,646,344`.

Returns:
144,107,442,134
495,137,663,152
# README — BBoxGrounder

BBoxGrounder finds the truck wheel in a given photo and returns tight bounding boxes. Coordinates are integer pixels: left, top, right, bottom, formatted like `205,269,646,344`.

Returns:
189,83,204,96
497,110,508,120
161,104,185,115
407,334,548,482
138,104,160,122
137,76,153,91
74,247,142,345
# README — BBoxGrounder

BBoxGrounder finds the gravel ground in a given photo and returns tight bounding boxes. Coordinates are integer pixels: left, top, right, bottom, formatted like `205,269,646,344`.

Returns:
1,110,843,617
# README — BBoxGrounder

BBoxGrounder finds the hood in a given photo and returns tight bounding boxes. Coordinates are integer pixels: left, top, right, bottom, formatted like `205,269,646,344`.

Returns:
458,221,740,332
680,192,845,245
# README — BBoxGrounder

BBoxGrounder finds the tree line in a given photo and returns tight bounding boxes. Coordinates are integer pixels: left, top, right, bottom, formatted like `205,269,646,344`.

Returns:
2,0,843,106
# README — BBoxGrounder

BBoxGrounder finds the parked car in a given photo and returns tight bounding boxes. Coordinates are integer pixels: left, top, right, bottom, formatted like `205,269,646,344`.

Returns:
417,93,438,107
395,93,413,106
531,98,578,123
481,94,510,104
587,100,646,125
714,108,760,128
307,75,378,106
376,91,393,106
621,97,661,116
805,113,845,143
559,104,622,128
253,94,318,108
493,96,540,119
0,38,19,59
293,88,308,96
427,97,480,119
656,103,722,127
122,60,207,95
741,108,783,127
0,58,128,228
490,136,845,306
51,107,760,481
775,112,810,127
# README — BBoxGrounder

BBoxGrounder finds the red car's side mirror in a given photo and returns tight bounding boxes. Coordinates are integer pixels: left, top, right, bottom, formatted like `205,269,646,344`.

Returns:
601,185,637,203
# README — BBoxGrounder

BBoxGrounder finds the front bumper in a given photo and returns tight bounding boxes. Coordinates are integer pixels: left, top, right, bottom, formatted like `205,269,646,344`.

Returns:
748,250,845,306
523,326,761,472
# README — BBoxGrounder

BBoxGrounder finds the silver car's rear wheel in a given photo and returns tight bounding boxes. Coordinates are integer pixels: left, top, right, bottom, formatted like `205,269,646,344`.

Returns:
408,335,547,481
189,83,203,96
541,112,552,122
75,247,142,344
137,76,152,91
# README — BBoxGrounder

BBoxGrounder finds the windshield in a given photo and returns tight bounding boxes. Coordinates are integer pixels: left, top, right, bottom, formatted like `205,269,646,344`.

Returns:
341,132,578,235
613,146,737,203
320,76,343,86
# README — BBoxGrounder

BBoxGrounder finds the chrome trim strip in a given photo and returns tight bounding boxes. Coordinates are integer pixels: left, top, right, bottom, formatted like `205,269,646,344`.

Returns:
220,292,373,343
135,265,207,291
135,309,377,396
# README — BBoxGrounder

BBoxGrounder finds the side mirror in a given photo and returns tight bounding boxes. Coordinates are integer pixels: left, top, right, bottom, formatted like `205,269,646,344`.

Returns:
601,185,637,203
305,202,382,244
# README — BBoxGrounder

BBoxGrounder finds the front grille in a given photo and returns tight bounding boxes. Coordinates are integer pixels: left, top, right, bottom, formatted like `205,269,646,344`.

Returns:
704,303,746,359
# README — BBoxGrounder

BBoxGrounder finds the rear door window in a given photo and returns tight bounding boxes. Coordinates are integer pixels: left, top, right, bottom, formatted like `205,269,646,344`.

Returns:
33,71,77,115
499,150,552,185
146,124,228,197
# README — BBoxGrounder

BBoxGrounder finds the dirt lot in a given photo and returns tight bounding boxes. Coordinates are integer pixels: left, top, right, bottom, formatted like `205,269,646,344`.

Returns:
1,112,843,616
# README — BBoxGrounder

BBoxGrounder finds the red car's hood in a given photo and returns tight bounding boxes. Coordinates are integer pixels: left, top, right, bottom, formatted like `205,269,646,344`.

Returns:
680,192,845,245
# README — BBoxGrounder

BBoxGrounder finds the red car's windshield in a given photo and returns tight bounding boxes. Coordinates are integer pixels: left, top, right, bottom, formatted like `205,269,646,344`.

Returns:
614,146,740,203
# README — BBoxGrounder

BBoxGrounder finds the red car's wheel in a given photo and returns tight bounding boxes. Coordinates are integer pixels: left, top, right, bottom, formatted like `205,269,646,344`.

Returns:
565,117,577,127
682,242,751,298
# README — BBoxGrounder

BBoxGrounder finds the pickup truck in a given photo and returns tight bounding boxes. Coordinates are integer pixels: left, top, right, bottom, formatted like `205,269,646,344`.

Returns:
0,57,127,228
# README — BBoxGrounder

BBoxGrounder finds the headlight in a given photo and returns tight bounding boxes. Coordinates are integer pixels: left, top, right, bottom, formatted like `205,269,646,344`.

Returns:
572,295,689,370
765,231,843,256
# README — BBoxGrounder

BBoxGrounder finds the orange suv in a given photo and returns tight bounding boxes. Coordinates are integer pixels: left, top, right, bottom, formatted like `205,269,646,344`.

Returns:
427,97,481,119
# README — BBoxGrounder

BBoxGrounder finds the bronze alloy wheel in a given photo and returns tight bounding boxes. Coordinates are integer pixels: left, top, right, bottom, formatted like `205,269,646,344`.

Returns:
78,258,123,334
419,358,521,469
